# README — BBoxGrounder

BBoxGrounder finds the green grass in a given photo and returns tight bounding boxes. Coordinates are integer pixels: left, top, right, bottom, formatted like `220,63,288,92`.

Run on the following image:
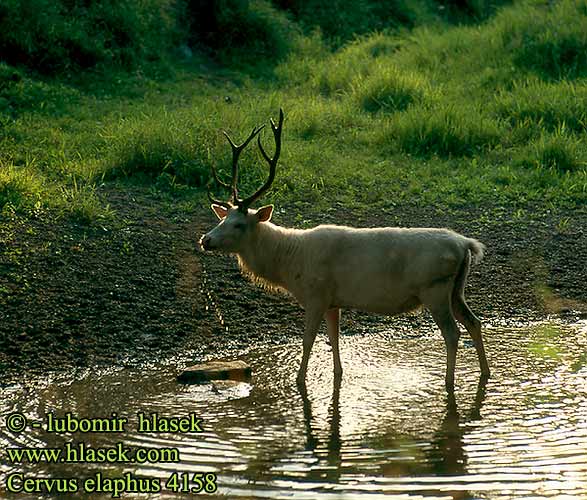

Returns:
374,103,502,157
493,79,587,134
515,127,586,174
2,0,587,220
351,64,429,113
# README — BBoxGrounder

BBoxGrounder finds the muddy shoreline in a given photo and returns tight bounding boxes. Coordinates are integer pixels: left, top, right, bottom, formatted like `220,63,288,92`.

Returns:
1,187,586,386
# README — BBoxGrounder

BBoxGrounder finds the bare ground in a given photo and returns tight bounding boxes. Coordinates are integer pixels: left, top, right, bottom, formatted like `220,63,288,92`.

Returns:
1,186,586,386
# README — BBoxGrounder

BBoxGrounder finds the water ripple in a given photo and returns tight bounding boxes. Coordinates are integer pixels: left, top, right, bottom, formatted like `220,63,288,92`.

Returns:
1,320,586,498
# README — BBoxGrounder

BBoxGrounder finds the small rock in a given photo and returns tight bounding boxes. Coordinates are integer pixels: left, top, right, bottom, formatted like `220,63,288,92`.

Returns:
177,360,251,384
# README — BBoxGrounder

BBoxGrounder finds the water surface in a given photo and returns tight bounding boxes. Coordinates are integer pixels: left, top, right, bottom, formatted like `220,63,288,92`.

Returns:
1,321,586,499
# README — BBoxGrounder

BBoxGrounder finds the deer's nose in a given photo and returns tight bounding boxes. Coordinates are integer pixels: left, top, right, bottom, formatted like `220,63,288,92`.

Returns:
200,235,212,251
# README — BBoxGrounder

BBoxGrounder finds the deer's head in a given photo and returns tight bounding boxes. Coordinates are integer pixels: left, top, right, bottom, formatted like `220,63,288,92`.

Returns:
200,109,283,253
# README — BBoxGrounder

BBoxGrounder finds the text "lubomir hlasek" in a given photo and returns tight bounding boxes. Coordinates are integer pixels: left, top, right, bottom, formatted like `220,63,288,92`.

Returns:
36,412,203,433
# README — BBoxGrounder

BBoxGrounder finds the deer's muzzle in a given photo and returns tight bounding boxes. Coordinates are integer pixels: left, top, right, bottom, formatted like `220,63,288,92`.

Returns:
200,235,213,251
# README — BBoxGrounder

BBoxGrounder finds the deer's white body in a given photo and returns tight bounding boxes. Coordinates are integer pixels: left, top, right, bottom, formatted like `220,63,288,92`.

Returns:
202,207,489,392
201,109,490,393
237,222,483,315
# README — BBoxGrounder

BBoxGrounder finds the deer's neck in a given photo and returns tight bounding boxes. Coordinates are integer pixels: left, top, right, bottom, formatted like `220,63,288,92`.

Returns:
237,222,302,291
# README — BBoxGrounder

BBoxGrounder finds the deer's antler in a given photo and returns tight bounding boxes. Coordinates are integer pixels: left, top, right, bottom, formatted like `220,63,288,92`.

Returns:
239,109,284,210
207,124,264,207
207,109,283,210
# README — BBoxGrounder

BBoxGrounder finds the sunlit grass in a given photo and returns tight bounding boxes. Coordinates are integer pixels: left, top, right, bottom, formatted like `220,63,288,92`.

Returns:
493,79,587,134
0,161,45,212
373,103,503,157
350,64,429,113
528,129,585,174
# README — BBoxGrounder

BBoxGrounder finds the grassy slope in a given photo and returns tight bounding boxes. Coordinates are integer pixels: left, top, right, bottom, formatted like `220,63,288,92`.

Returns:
1,0,587,223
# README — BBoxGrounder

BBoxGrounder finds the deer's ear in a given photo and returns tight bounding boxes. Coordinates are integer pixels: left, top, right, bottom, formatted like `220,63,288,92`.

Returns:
256,205,273,222
211,204,229,220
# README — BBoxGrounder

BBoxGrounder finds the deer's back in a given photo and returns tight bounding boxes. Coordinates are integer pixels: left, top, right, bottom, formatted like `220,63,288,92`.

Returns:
297,225,470,312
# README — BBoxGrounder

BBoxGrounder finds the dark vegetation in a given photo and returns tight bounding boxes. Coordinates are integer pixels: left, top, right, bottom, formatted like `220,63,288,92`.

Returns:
0,0,182,72
0,0,507,74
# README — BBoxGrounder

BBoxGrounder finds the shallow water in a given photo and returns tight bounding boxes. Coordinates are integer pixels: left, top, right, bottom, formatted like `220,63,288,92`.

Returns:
1,321,586,499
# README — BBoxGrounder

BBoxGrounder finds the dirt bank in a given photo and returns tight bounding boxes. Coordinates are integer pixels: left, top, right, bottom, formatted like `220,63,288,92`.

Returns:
1,186,586,386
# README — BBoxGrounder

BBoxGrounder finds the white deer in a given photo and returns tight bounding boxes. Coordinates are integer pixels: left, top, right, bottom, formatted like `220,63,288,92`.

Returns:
200,110,490,393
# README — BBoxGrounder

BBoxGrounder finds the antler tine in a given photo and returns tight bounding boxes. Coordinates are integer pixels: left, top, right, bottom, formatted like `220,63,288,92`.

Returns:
206,188,232,209
223,124,265,203
209,162,231,191
239,109,284,210
207,162,233,208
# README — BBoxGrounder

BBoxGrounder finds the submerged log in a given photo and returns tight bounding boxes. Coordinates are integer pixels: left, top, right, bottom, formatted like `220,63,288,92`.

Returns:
177,360,251,384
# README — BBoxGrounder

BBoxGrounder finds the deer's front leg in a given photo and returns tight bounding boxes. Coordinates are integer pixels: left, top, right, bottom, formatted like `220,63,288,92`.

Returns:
297,307,324,386
325,308,342,378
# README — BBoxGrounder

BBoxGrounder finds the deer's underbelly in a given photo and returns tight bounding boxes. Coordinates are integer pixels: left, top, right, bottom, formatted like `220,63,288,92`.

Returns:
333,293,422,315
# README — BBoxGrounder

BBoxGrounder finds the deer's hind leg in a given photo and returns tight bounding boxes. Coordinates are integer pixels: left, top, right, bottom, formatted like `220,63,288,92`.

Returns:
452,297,489,378
420,280,461,393
452,250,490,378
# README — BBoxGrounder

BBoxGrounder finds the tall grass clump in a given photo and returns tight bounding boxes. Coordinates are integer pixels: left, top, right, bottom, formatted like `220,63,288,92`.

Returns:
493,79,587,134
392,0,587,92
516,127,586,174
285,96,368,139
393,24,490,81
497,0,587,80
102,116,216,186
311,33,403,96
382,104,502,157
0,63,80,119
101,103,293,191
0,154,111,219
351,64,429,113
298,33,429,112
273,31,329,87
